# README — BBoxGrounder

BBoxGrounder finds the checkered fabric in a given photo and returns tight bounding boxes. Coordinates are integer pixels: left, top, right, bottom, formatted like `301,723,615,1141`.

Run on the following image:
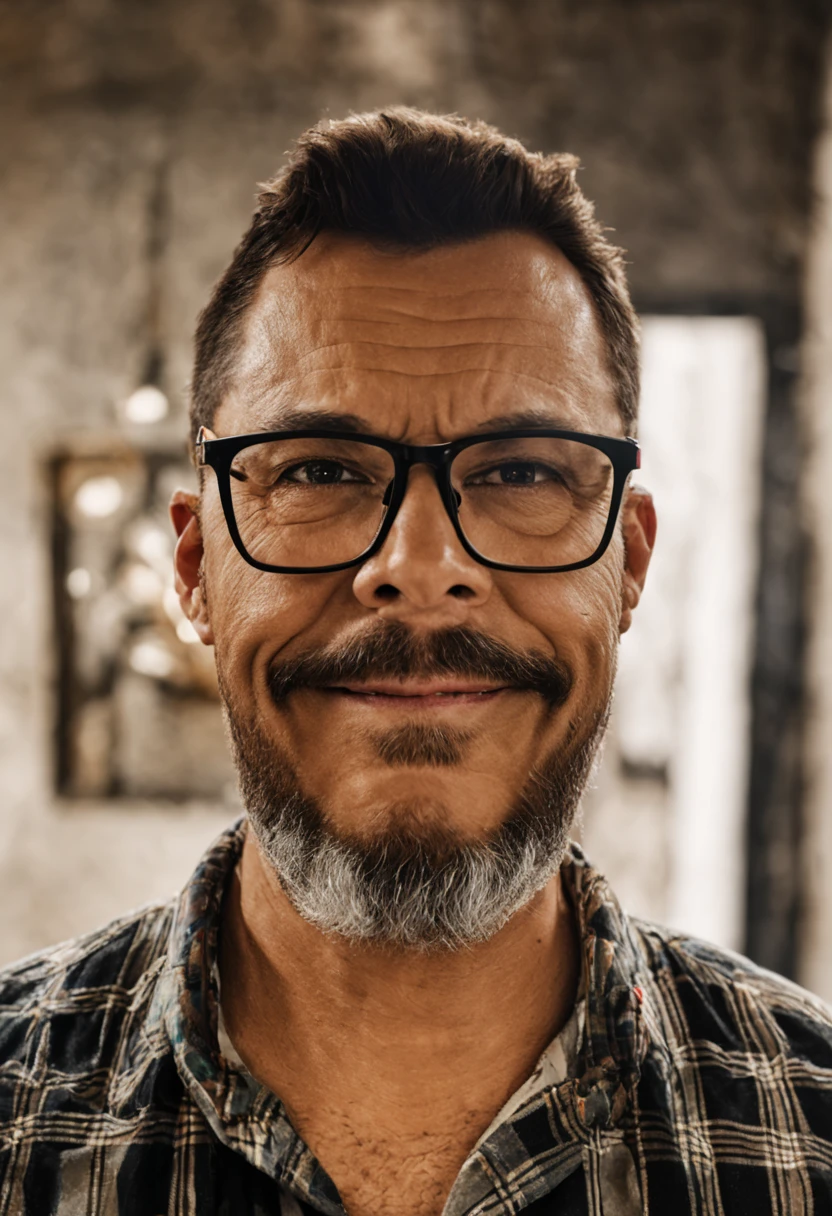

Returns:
0,819,831,1215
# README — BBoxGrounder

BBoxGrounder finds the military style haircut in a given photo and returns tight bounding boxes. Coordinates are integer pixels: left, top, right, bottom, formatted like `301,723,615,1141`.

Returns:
191,107,639,445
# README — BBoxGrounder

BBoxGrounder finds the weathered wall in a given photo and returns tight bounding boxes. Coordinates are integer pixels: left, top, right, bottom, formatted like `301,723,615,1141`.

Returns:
3,0,827,301
0,0,828,967
799,33,832,999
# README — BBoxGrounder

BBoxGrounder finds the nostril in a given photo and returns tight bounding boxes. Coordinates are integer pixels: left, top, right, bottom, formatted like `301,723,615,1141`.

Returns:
374,583,399,601
449,584,475,599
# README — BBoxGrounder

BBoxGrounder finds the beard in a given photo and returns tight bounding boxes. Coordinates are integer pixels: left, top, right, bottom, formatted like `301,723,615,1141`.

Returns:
217,621,611,952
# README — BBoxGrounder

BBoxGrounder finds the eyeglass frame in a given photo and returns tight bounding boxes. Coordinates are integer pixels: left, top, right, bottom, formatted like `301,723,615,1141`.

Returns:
196,425,641,575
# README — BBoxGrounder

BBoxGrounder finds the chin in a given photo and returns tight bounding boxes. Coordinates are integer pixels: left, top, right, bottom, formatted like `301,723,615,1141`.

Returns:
323,767,518,844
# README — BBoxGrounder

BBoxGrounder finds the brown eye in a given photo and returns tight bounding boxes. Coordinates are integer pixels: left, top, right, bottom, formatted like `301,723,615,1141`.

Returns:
497,462,537,485
471,462,561,486
285,461,364,485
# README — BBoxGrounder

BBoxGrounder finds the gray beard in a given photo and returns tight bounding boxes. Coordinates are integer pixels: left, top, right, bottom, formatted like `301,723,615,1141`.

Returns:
220,700,608,952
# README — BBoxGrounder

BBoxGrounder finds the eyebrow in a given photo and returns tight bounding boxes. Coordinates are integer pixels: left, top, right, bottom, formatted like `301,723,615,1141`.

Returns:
252,405,576,437
255,408,371,434
472,408,576,432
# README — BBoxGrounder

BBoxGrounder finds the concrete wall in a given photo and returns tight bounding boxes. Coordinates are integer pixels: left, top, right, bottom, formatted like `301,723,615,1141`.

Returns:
0,0,829,968
799,32,832,999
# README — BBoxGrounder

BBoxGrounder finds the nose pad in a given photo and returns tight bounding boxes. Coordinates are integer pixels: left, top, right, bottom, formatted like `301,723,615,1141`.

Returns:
382,476,452,510
380,467,460,533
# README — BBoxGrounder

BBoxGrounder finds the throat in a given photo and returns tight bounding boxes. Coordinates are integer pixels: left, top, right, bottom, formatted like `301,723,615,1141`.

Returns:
219,986,584,1216
217,831,581,1214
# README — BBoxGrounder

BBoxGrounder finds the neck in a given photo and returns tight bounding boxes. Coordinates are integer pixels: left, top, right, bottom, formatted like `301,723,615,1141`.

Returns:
218,824,580,1206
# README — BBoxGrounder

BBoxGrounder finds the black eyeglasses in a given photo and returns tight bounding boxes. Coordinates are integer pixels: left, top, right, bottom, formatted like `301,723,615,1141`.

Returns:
196,426,640,574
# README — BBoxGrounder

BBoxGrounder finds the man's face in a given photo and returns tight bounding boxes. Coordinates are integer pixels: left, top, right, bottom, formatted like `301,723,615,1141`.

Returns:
173,230,654,942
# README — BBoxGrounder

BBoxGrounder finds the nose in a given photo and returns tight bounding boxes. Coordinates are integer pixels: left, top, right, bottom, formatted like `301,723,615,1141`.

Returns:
352,465,493,624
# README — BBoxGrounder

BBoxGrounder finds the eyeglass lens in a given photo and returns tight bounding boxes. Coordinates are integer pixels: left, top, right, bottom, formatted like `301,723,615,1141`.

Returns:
227,436,615,569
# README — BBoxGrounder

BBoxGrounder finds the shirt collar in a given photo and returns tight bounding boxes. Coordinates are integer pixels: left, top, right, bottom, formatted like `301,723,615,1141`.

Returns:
566,842,651,1127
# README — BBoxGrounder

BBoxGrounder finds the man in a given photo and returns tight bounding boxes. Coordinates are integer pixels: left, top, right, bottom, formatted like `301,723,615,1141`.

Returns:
0,108,830,1215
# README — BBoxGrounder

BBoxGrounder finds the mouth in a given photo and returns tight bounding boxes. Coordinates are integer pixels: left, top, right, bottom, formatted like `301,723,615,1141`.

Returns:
266,623,574,713
321,681,511,710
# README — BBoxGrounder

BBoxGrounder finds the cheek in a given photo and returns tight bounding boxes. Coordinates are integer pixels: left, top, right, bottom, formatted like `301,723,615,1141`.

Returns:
501,541,624,682
201,508,327,673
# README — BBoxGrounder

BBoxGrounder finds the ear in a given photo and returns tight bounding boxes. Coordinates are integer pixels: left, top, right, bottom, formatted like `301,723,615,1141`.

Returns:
619,486,657,635
170,489,214,645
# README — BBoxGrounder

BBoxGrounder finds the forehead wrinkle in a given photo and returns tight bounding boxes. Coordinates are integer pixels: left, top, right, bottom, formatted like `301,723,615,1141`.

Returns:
237,328,607,403
242,363,598,396
226,232,617,434
249,305,587,360
291,287,597,342
260,306,606,382
236,233,605,367
293,339,580,367
251,243,597,336
286,331,611,411
312,288,572,324
221,365,613,444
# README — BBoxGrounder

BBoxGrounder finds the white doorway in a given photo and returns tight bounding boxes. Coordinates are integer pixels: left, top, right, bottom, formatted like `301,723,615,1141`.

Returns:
583,315,767,951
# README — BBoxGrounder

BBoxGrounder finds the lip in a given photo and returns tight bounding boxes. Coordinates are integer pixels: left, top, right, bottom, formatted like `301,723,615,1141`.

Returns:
335,681,507,697
320,681,511,709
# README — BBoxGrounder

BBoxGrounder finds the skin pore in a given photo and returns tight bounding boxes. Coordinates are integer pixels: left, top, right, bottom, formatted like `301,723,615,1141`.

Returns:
171,230,656,1216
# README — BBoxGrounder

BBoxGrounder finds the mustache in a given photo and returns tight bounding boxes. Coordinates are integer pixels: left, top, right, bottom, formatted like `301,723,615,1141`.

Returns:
267,622,573,707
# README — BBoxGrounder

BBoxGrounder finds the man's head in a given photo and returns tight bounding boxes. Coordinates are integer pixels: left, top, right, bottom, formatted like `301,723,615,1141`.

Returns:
172,108,655,950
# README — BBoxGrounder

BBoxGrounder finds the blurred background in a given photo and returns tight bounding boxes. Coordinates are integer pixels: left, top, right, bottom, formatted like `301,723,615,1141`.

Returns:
2,0,832,996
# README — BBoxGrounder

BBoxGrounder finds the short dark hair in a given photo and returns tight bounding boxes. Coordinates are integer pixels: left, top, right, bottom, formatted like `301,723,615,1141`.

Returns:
191,108,639,445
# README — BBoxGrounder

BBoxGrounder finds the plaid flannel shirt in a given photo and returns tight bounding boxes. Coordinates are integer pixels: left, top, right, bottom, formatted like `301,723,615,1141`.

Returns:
1,819,831,1215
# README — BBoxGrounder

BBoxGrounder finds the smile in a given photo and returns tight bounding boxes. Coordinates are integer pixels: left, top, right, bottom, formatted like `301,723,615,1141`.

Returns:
323,682,510,709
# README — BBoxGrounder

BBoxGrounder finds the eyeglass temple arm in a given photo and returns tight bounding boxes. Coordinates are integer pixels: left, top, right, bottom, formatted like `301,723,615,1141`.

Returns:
195,426,210,467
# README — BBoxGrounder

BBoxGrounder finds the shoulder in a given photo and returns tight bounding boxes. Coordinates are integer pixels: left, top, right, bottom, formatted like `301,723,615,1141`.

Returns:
0,900,175,1072
631,916,832,1066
